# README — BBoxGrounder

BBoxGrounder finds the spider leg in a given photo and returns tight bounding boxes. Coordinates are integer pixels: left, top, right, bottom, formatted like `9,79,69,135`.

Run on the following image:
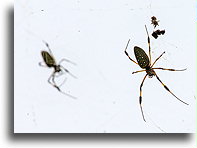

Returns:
145,25,152,64
42,40,54,57
48,72,77,99
59,77,68,88
124,39,138,65
59,58,77,66
51,74,63,91
60,66,77,79
139,74,148,122
48,72,59,90
39,62,48,67
132,69,146,74
151,52,165,67
54,70,65,78
153,67,187,71
155,74,189,105
54,71,68,87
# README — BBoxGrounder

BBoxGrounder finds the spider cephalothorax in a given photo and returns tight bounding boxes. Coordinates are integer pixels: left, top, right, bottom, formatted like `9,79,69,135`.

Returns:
145,66,156,78
54,65,61,73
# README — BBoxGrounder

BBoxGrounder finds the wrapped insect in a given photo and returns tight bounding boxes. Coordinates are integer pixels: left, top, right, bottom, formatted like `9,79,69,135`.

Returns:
152,29,165,39
151,16,159,28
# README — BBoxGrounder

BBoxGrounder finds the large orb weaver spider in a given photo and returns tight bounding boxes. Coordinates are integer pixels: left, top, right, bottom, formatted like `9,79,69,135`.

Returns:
124,25,188,122
39,41,77,99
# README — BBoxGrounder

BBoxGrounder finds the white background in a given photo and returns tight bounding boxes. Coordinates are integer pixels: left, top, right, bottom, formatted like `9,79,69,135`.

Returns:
0,0,196,147
14,0,196,133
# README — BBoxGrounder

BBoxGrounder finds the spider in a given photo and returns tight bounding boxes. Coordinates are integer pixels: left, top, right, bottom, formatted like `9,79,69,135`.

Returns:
151,16,159,28
39,41,77,99
124,25,188,122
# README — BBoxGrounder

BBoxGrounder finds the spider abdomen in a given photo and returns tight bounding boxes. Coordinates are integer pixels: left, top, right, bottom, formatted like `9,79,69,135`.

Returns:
134,46,150,69
41,51,56,67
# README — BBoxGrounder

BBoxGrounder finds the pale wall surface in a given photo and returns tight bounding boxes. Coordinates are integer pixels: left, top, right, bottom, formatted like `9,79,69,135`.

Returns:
14,0,196,133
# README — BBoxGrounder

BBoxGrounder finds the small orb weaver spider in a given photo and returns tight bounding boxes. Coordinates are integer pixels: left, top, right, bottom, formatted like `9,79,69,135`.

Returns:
124,25,188,122
39,41,77,99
